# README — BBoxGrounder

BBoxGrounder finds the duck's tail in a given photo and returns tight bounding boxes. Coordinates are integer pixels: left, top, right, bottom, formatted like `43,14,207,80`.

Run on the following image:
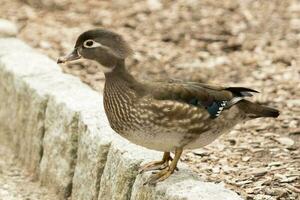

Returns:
237,99,280,118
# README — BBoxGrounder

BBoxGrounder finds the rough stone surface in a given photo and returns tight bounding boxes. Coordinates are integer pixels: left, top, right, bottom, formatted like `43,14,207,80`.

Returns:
30,72,103,199
0,38,32,56
0,52,60,76
71,122,111,200
11,81,48,177
71,107,114,200
0,65,19,147
98,139,161,200
39,96,79,199
132,166,243,200
0,38,244,200
0,19,18,37
0,40,59,176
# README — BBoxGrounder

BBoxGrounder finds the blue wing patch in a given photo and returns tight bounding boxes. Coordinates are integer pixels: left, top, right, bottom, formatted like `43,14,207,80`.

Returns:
207,101,227,118
188,98,227,118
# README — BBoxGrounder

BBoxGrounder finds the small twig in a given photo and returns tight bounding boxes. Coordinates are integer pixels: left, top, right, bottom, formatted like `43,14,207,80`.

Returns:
284,183,300,193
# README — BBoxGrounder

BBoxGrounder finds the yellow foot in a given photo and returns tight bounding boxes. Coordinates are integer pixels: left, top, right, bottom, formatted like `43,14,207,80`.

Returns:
144,167,174,185
138,152,172,173
138,160,169,173
143,147,183,185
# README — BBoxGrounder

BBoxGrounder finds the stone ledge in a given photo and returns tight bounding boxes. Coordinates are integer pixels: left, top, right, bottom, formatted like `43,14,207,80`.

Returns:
0,37,243,200
0,19,18,37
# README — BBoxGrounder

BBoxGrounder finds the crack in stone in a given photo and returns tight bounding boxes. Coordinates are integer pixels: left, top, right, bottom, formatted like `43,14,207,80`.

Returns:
38,98,49,166
94,142,111,200
65,112,80,199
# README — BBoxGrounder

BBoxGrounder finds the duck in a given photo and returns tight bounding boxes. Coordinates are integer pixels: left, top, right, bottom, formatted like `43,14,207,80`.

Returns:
58,28,279,184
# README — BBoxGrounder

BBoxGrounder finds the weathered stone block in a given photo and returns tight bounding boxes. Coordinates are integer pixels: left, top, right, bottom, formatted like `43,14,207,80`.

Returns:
25,71,103,199
70,88,118,199
131,166,243,200
34,73,100,199
0,68,19,146
98,138,160,200
0,40,60,176
0,39,34,148
71,112,113,200
39,97,80,199
0,51,61,76
0,38,32,56
0,19,18,37
12,82,48,177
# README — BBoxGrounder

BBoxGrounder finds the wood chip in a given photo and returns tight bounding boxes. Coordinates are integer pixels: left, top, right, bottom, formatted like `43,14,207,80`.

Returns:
242,156,251,162
235,180,253,186
268,162,283,167
192,149,210,156
249,168,268,177
275,137,295,146
284,183,300,193
279,176,298,183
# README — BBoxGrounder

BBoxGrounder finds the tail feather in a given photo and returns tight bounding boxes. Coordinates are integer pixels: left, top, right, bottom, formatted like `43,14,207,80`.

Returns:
226,87,259,97
237,100,279,118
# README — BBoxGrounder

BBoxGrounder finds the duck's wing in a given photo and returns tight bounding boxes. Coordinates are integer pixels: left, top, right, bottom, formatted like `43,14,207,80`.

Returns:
146,79,258,118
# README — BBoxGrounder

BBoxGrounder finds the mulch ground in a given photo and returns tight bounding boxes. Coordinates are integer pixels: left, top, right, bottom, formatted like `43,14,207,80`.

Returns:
1,0,299,199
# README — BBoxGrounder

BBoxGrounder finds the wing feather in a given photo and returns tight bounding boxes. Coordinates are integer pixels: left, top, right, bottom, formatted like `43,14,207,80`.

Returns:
146,80,258,118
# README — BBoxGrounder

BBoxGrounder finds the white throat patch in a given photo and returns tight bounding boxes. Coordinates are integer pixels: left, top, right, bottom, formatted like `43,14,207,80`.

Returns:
88,59,115,73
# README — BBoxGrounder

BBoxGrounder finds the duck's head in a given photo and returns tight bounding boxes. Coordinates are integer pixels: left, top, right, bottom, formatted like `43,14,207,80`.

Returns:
57,28,132,72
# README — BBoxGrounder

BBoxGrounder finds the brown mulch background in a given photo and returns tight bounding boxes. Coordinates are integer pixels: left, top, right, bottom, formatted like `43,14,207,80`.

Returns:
1,0,299,199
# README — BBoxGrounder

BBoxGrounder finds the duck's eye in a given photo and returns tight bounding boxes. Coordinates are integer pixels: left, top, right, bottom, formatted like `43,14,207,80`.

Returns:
83,39,98,48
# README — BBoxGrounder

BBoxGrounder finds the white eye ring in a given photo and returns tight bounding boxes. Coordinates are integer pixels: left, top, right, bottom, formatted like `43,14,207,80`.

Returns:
83,39,102,48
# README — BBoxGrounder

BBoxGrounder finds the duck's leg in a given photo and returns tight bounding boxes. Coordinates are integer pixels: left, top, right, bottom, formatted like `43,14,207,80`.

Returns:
145,147,183,185
139,152,172,173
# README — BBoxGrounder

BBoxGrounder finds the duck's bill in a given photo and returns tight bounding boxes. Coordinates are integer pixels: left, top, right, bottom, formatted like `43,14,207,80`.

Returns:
57,48,81,64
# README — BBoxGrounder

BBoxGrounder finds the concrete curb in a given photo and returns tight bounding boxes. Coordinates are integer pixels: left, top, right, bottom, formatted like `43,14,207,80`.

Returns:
0,36,243,199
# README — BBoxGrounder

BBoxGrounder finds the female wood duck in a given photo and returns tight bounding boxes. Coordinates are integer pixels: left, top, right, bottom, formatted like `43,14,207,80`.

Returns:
58,29,279,184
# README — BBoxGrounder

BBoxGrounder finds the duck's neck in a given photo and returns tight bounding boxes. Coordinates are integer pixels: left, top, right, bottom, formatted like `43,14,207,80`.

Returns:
104,60,136,84
103,60,139,132
104,60,143,97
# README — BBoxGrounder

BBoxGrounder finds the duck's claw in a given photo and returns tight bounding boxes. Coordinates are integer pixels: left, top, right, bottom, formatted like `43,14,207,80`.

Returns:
139,152,172,173
144,167,174,185
139,160,169,173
